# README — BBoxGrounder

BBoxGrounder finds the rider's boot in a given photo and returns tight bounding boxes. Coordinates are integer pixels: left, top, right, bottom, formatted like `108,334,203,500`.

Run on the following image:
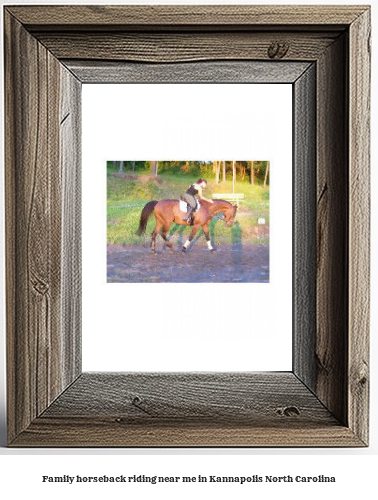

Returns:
184,207,193,223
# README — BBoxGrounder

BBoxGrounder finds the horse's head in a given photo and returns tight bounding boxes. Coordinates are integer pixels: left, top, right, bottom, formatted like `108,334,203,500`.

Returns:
224,203,238,227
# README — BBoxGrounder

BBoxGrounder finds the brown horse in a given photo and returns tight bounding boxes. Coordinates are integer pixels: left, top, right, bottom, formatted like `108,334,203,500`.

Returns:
136,198,237,252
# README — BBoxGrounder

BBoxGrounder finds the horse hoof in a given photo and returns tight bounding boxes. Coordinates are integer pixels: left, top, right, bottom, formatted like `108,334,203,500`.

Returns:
210,249,216,253
182,247,187,253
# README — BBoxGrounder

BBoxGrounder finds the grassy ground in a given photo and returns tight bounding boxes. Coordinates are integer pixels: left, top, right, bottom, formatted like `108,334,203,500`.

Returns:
107,169,269,246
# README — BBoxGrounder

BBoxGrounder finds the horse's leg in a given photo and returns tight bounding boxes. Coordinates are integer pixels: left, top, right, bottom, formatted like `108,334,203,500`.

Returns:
161,224,174,252
151,228,157,253
182,224,200,252
151,219,163,253
202,222,215,252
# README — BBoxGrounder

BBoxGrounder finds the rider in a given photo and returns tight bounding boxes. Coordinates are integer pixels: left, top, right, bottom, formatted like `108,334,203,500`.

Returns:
182,178,213,223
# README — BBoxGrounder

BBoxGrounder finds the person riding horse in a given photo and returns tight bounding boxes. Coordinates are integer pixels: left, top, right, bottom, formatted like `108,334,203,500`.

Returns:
181,178,213,223
136,193,237,253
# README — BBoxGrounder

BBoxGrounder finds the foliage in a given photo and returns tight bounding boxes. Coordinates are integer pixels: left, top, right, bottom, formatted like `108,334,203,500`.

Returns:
106,160,269,185
107,160,148,173
251,160,270,185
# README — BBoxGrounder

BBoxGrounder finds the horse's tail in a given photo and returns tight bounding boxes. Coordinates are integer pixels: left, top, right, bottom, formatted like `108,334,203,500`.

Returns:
136,200,158,236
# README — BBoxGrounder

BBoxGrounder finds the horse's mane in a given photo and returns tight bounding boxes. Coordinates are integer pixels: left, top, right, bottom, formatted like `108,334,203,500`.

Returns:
207,198,233,207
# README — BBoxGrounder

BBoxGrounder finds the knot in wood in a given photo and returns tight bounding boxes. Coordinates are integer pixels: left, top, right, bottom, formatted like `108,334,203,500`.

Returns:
353,361,368,389
132,396,142,406
277,406,300,417
130,395,155,416
33,280,49,295
131,395,148,412
268,41,289,59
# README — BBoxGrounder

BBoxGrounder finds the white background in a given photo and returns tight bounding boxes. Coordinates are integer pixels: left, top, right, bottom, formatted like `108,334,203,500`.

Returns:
82,83,292,372
0,0,377,498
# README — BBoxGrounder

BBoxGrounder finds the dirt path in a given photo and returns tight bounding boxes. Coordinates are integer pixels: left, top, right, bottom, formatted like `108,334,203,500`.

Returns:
107,243,269,283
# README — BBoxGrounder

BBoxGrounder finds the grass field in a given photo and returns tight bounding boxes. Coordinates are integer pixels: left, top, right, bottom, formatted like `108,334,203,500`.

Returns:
107,168,269,247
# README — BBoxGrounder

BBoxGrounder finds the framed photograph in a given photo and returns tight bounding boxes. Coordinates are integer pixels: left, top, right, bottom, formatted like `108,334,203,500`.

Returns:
5,5,370,447
86,80,291,373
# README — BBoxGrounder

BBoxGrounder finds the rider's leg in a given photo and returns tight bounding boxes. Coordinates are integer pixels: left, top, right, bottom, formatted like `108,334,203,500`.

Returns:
183,194,196,222
184,205,193,222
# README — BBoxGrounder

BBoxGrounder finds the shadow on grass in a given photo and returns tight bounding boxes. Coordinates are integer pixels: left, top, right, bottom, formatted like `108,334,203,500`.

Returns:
232,221,243,281
169,224,186,247
169,223,205,250
167,216,244,254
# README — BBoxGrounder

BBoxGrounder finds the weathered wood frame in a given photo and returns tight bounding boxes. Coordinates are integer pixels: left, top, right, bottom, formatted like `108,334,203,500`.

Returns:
4,5,370,447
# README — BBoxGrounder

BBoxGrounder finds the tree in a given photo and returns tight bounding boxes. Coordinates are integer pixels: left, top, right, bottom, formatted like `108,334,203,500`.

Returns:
263,161,270,188
222,160,226,182
239,161,246,181
150,161,158,176
250,161,255,185
118,160,124,173
214,161,220,184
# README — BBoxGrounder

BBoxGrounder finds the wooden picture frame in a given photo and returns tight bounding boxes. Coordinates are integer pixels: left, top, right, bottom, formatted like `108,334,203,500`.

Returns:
4,5,370,447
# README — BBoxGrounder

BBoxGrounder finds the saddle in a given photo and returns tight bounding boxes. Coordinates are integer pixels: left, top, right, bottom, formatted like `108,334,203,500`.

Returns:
179,197,200,213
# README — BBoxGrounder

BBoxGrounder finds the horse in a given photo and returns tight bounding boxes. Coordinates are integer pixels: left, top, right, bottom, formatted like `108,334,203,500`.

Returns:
136,198,238,253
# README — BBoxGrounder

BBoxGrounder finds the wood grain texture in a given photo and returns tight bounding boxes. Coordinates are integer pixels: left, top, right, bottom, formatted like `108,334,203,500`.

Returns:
35,31,339,63
65,60,312,84
4,5,370,447
293,65,316,390
348,9,371,445
41,373,336,423
60,68,82,389
316,34,349,426
11,373,363,447
11,418,363,448
5,12,60,442
7,5,367,30
4,11,81,444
